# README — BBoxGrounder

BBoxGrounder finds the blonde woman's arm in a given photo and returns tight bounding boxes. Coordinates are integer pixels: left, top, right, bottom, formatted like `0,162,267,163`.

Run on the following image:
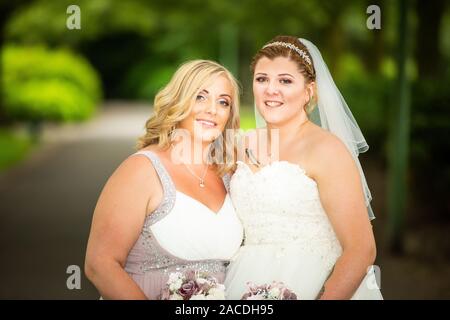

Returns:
312,134,376,300
85,155,159,299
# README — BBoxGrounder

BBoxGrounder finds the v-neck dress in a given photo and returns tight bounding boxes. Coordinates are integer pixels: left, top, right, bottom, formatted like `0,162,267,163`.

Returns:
123,151,244,299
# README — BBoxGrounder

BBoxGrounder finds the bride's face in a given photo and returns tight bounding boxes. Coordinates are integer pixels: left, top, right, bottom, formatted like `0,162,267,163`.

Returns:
253,56,311,125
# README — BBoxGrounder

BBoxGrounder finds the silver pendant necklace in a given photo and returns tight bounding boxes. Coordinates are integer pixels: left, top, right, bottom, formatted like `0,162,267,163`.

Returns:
170,143,209,188
183,162,209,188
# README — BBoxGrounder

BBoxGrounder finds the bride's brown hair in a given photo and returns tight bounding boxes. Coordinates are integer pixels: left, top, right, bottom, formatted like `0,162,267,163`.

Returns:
250,35,317,114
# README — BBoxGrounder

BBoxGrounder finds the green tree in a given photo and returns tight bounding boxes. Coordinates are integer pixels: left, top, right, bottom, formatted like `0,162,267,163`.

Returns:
2,45,101,141
387,0,412,254
416,0,447,79
0,0,29,124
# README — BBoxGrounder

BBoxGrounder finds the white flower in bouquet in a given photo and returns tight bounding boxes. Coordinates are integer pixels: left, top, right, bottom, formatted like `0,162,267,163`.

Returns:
268,287,281,299
206,287,226,300
169,293,183,300
216,283,226,291
241,281,298,300
246,294,266,300
196,278,207,285
160,269,226,300
169,278,183,292
168,272,183,283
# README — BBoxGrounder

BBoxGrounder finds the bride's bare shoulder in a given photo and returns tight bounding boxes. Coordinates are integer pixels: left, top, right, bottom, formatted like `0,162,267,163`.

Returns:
306,124,353,172
306,122,344,149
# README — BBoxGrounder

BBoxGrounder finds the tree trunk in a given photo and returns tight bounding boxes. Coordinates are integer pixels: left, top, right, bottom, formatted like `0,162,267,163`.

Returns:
219,22,239,79
387,0,412,254
365,0,385,73
326,13,344,77
416,0,445,78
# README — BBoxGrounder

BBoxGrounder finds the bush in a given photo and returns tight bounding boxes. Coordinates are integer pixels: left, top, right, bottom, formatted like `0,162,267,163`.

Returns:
5,80,94,122
0,129,32,172
2,45,102,123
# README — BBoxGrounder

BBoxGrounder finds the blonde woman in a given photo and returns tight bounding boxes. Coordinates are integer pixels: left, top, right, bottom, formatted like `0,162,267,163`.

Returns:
85,60,243,299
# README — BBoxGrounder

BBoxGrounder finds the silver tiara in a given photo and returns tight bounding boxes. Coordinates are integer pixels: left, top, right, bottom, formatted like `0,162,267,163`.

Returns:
262,41,312,65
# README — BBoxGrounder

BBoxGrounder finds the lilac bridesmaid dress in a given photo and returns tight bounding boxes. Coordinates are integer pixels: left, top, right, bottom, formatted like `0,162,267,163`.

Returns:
120,151,243,299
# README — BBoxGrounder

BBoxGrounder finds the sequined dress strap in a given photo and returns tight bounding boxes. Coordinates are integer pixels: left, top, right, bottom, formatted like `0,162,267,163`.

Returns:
133,151,176,225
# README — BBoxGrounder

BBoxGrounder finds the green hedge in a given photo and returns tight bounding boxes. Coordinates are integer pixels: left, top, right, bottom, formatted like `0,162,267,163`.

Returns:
0,129,32,172
2,45,102,122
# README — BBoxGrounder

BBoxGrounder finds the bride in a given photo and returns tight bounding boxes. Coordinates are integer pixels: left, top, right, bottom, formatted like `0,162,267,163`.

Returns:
224,36,383,300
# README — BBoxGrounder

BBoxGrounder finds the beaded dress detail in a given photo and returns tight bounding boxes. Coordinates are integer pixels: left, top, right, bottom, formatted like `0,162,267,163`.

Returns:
224,161,382,300
123,151,243,299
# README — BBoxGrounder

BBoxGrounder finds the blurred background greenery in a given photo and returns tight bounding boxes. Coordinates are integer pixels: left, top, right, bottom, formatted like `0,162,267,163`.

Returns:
0,0,449,299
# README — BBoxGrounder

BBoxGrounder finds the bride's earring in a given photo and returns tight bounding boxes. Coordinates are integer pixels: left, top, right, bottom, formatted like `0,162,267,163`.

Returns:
302,96,310,113
304,90,314,113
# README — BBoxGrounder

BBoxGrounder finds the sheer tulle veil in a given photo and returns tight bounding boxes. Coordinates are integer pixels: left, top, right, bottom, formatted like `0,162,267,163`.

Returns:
254,38,375,220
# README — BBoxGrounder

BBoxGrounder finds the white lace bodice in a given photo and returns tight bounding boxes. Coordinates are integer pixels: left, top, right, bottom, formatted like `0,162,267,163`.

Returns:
226,161,384,300
230,161,342,262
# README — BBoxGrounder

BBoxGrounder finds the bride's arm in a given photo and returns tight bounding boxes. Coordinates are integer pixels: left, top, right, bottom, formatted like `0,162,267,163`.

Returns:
311,134,377,300
84,155,157,300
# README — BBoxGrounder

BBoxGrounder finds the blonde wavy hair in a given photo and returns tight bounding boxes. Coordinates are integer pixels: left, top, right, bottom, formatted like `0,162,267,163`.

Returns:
137,59,240,176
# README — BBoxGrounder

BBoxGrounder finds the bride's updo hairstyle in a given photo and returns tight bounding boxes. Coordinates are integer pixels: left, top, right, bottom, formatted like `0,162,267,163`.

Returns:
250,35,317,114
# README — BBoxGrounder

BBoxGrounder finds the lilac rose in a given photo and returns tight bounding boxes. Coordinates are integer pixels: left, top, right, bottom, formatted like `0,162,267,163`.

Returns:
280,288,298,300
178,280,200,300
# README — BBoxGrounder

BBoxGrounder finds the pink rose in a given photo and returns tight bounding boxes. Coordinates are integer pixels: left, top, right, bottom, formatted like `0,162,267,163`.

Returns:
197,282,212,294
245,282,261,295
280,288,297,300
178,280,200,300
241,292,251,299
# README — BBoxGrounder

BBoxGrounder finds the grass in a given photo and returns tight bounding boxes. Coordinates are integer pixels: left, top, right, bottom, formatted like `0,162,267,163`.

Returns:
0,129,33,172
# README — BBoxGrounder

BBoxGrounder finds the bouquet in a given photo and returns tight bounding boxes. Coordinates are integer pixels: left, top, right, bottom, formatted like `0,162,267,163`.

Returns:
241,281,298,300
160,269,226,300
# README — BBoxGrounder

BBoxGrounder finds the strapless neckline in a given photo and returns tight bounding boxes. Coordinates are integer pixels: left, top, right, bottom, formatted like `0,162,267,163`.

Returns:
236,160,317,186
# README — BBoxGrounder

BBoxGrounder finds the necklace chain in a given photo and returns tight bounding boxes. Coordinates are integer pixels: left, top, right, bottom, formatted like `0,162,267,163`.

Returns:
182,162,209,188
171,144,209,188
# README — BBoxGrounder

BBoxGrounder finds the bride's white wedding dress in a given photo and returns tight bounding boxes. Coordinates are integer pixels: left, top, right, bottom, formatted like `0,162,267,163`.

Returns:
224,161,383,300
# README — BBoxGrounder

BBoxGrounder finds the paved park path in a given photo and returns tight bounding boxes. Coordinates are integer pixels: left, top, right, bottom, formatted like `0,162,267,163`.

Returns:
0,102,151,299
